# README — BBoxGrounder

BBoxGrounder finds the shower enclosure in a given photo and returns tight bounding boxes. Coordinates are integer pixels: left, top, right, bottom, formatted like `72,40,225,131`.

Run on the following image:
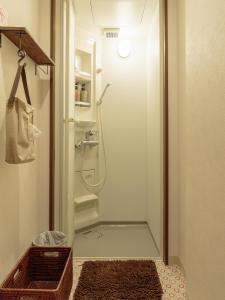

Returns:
56,0,168,261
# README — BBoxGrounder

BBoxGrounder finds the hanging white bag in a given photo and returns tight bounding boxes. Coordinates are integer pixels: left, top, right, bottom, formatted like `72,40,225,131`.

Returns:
0,5,8,26
5,63,40,164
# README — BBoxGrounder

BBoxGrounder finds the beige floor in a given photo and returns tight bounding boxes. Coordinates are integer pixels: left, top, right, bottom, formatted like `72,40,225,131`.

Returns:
70,259,186,300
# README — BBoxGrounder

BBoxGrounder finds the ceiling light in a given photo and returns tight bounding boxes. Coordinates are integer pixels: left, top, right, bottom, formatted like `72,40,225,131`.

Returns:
117,40,132,58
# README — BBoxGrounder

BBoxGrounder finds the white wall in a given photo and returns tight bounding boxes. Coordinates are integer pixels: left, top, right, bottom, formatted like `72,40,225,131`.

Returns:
168,0,225,299
100,37,148,221
0,0,50,282
146,0,162,250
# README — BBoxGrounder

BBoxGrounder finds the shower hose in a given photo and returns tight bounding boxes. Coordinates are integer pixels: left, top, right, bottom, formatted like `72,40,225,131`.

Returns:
79,104,107,193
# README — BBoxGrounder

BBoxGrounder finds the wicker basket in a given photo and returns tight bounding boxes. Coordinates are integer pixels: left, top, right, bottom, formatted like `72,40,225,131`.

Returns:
0,247,73,300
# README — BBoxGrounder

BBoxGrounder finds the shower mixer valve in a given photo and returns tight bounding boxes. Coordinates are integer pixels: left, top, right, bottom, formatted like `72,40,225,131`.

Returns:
75,130,99,149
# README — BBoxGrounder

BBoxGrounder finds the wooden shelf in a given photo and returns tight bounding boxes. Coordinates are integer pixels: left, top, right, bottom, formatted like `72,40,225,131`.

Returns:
0,27,54,66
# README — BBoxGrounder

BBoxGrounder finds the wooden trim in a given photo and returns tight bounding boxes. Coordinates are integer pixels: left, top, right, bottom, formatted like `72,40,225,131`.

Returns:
163,0,169,265
49,0,56,230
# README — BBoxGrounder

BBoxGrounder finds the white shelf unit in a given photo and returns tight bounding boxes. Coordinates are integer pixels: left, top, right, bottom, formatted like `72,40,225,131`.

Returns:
74,194,99,230
74,38,98,231
75,120,96,128
75,71,91,82
75,48,94,107
74,194,98,206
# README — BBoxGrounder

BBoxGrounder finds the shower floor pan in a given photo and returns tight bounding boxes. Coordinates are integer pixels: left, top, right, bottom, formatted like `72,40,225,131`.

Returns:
73,222,159,258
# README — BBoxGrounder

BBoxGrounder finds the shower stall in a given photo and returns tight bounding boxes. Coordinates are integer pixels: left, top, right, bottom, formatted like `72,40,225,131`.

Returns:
59,0,165,259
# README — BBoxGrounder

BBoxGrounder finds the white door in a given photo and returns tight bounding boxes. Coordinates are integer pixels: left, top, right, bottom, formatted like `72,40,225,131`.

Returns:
60,0,76,246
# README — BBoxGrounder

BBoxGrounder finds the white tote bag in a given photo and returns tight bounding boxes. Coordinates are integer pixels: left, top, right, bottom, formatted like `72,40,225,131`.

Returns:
5,64,40,164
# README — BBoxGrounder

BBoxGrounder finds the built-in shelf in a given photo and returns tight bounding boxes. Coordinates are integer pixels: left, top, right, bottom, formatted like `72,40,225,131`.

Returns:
82,140,99,146
75,46,94,110
75,120,96,128
0,27,54,66
74,193,99,230
74,194,98,206
75,71,91,82
75,101,91,107
75,140,99,148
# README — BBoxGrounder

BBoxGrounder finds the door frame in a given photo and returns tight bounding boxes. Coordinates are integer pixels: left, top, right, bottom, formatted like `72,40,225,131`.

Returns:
51,0,76,245
49,0,170,264
162,0,169,265
49,0,56,231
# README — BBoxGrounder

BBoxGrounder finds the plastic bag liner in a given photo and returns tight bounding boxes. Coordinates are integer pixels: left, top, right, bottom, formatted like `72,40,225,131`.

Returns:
32,231,67,247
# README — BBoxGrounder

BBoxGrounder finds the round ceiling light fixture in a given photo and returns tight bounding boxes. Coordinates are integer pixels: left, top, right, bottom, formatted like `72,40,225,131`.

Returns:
117,40,132,58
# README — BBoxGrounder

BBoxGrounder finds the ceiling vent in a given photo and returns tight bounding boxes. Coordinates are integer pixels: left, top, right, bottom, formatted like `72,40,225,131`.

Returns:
103,28,120,39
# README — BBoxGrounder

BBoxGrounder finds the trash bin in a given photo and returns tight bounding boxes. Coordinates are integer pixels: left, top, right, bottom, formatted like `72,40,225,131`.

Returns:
32,231,67,247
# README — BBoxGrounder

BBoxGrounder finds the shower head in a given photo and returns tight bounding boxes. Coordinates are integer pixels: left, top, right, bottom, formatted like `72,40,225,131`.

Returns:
97,83,111,106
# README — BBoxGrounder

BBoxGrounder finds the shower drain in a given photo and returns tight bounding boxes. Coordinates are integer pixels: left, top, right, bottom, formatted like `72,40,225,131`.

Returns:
81,230,103,240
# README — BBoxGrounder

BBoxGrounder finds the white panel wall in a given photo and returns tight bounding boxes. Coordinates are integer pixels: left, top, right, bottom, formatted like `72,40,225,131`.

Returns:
169,0,225,299
99,37,148,221
0,0,50,282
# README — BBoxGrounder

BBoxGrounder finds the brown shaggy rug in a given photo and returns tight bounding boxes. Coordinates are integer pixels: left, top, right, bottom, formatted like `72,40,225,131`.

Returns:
74,260,163,300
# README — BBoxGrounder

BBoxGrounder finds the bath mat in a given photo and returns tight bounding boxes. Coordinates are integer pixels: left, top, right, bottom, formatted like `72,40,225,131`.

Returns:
74,260,163,300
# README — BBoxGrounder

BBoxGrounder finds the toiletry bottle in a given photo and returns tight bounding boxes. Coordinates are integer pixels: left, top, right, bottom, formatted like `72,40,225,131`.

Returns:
80,84,88,102
75,83,80,102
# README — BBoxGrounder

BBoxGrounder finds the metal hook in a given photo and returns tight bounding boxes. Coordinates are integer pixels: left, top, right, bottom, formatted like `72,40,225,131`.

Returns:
17,32,26,65
17,48,26,65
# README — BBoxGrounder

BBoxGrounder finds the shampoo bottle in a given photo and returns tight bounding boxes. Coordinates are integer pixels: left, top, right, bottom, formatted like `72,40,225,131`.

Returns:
75,83,80,101
80,84,88,102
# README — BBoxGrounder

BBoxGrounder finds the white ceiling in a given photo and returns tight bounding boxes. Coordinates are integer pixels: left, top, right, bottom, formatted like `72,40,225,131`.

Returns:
74,0,152,36
91,0,147,27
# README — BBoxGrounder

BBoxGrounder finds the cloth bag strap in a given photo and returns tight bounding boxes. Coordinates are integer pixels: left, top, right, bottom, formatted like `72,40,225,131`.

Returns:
8,64,32,105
